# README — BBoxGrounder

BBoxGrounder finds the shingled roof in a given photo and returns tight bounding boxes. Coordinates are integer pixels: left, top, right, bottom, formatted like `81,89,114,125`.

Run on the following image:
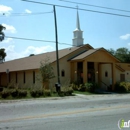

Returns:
0,44,94,73
70,48,121,62
0,47,78,72
70,48,100,60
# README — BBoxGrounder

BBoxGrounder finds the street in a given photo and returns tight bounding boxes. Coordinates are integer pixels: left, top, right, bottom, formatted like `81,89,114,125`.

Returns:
0,94,130,130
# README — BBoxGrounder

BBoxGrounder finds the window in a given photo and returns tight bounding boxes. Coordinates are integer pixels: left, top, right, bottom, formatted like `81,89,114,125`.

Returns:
105,71,108,77
16,72,17,83
61,70,65,77
23,72,26,83
120,74,125,82
33,71,35,84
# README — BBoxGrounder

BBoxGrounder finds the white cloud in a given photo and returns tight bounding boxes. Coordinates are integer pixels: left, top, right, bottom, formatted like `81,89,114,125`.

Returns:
120,34,130,40
2,38,13,43
6,45,15,52
25,9,32,14
2,24,16,34
0,5,12,14
23,46,54,55
4,45,54,61
5,45,22,61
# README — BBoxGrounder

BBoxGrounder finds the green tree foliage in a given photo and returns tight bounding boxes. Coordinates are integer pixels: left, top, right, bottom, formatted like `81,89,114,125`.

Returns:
107,48,115,55
0,48,6,61
39,57,55,89
108,47,130,63
29,54,35,57
0,24,6,41
115,48,130,62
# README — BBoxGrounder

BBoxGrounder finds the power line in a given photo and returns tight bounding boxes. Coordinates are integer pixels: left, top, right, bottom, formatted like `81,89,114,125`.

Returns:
5,36,56,43
21,0,130,18
5,36,89,48
5,36,98,53
59,0,130,13
5,36,74,46
0,11,53,17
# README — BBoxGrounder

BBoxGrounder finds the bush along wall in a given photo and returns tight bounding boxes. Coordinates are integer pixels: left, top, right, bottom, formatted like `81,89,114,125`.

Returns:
114,82,130,93
70,82,98,93
0,85,74,99
30,89,44,97
0,88,28,99
1,90,11,98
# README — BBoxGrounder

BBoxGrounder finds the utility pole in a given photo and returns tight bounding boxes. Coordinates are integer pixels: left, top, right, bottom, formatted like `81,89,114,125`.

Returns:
53,5,60,84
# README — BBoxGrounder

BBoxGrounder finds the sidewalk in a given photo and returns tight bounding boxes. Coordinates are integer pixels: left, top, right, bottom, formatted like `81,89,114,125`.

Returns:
74,93,130,100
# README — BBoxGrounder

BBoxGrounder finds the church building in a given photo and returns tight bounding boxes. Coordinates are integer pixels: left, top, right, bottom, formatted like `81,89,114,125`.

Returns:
0,11,130,90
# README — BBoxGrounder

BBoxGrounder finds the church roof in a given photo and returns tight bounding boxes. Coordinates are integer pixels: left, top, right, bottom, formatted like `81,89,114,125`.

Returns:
70,48,121,62
70,48,101,60
0,44,91,72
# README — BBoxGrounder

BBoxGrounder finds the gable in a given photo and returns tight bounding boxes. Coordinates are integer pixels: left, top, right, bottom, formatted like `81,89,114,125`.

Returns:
67,44,94,61
71,48,120,63
86,49,120,62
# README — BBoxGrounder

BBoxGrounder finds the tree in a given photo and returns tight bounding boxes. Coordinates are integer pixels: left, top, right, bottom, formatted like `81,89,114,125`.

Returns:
0,24,6,41
108,47,130,63
0,48,6,61
107,48,115,56
39,57,55,89
29,54,35,57
115,48,130,63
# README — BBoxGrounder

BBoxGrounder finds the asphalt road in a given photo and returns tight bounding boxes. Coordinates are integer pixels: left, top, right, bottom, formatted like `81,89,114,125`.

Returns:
0,94,130,130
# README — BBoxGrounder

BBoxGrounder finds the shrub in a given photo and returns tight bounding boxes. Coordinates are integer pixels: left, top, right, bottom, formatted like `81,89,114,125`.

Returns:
115,82,127,93
67,87,73,95
84,82,98,92
121,82,130,92
79,84,86,92
11,89,19,98
18,90,27,97
70,83,77,91
84,82,94,92
1,90,11,98
127,83,130,92
62,91,68,96
60,87,73,96
37,90,44,96
30,89,43,97
30,90,37,97
44,90,51,96
0,87,3,92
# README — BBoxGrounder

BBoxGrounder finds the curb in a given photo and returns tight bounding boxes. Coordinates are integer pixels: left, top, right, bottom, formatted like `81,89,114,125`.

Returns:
0,93,130,103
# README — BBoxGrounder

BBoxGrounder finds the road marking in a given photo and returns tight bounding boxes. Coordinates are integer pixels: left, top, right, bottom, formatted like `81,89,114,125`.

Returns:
0,105,130,123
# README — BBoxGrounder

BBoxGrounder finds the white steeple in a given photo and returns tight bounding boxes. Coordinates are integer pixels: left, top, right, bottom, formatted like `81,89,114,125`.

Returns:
76,10,81,30
73,10,84,47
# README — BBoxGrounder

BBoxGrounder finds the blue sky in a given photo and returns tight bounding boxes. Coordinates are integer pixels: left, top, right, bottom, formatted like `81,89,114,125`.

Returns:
1,0,130,61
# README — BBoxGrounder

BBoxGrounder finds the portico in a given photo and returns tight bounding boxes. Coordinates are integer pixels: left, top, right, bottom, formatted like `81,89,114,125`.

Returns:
70,48,120,90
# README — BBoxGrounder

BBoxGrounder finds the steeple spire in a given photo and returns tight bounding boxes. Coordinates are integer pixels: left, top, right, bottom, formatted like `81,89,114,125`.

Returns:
76,9,81,31
73,9,84,47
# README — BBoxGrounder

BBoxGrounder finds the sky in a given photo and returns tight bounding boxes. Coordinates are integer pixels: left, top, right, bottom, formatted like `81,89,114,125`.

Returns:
1,0,130,61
